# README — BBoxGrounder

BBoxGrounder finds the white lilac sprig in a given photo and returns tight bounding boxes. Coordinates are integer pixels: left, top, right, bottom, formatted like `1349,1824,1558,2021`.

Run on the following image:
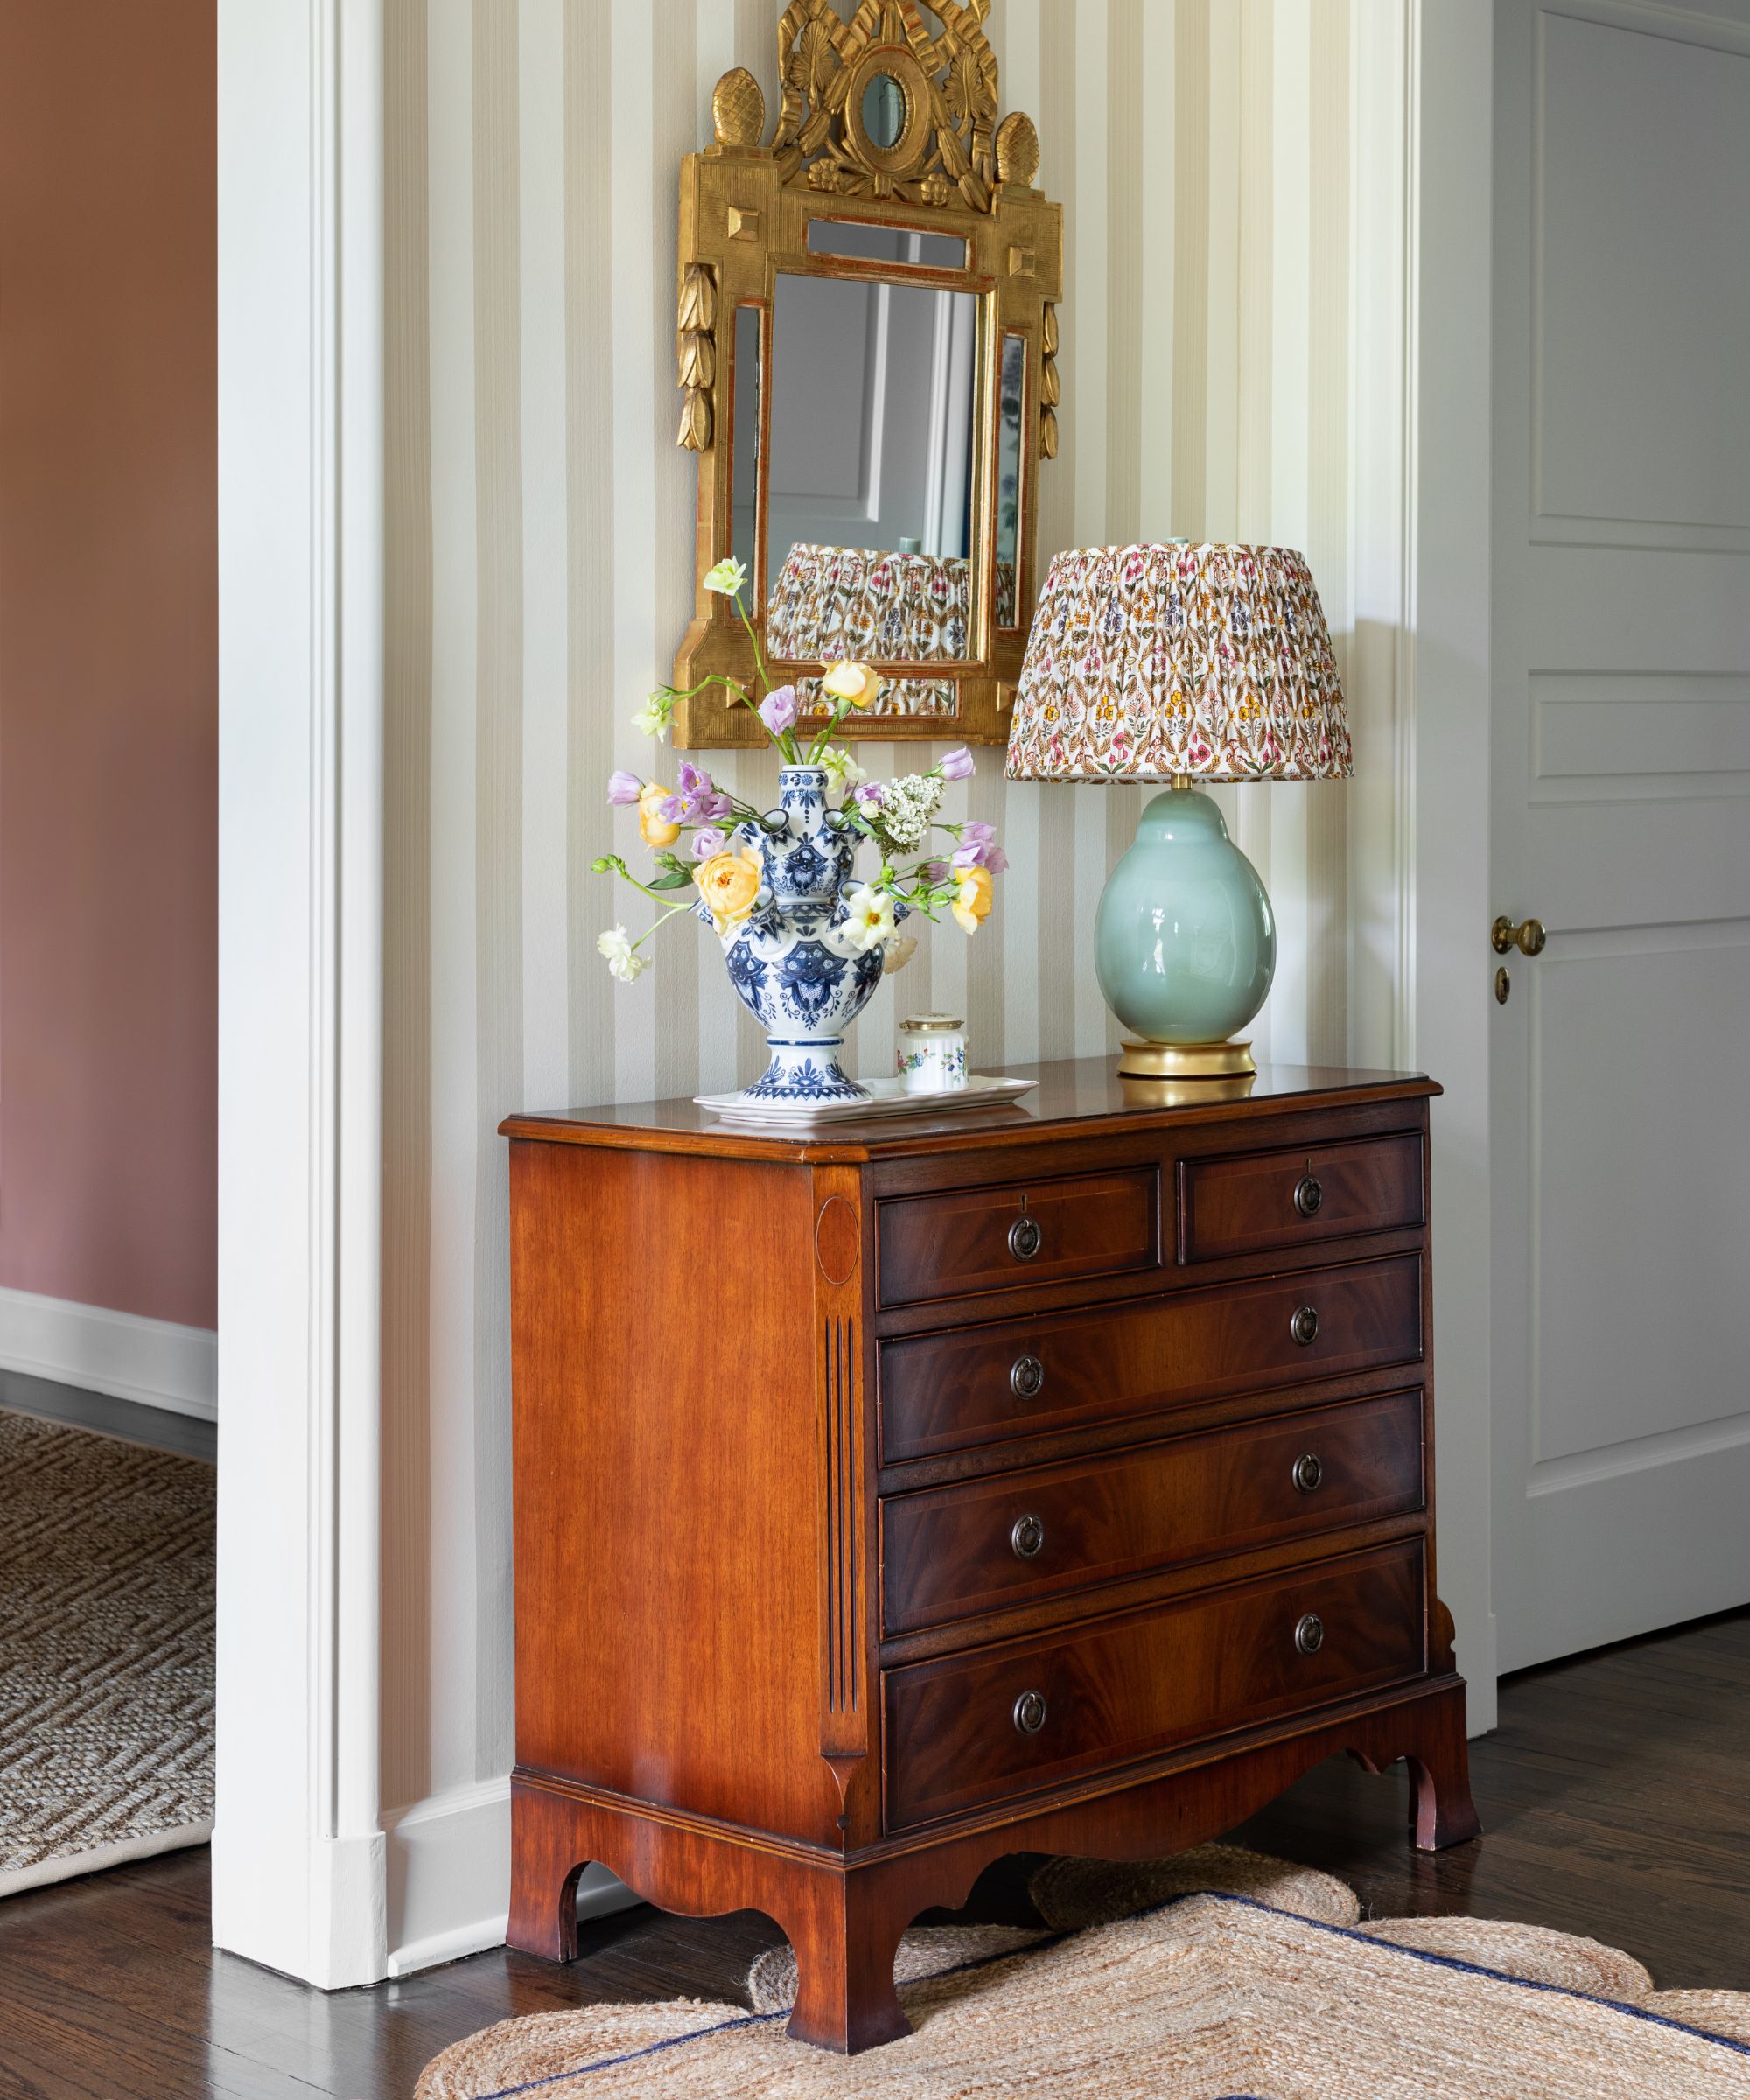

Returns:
592,563,1004,976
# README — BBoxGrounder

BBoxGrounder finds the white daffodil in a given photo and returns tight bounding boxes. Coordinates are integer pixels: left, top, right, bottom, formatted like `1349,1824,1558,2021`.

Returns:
881,932,919,975
631,690,675,742
702,556,748,597
821,745,868,796
597,925,648,982
829,884,896,956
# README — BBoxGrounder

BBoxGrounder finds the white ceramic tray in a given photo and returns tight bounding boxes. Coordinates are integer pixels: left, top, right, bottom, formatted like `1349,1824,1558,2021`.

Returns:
694,1073,1037,1129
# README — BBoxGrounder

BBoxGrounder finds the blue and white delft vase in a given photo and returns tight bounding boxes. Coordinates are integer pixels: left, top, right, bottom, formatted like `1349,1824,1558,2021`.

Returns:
701,764,901,1104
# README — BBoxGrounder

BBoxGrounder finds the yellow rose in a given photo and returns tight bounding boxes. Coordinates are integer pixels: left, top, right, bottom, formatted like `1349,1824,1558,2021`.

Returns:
951,863,995,935
822,660,879,710
638,782,682,848
693,844,764,934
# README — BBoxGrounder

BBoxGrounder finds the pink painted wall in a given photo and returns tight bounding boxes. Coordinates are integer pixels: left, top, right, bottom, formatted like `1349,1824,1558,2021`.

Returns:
0,4,218,1331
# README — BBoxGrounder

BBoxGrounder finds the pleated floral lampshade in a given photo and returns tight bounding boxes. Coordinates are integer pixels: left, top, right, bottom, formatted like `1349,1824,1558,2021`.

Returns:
1004,542,1351,782
1004,542,1351,1081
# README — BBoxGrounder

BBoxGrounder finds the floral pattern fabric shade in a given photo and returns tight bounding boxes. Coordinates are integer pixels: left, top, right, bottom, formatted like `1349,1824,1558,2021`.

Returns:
767,542,973,665
1004,542,1352,782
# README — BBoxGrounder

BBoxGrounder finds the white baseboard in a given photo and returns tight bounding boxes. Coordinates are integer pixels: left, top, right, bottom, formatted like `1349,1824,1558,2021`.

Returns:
0,1284,217,1421
383,1776,638,1977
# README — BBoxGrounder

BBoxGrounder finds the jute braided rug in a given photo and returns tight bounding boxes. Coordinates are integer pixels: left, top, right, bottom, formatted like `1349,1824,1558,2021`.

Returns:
416,1846,1750,2097
0,1410,215,1896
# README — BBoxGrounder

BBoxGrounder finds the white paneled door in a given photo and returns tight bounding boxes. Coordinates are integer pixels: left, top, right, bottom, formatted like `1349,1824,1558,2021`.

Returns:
1491,0,1750,1670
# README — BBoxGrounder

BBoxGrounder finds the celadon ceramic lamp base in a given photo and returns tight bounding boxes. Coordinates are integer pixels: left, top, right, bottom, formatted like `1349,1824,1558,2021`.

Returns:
1095,782,1276,1080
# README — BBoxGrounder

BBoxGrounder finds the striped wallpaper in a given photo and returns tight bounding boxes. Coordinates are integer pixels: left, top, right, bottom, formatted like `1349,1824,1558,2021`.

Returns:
382,0,1403,1811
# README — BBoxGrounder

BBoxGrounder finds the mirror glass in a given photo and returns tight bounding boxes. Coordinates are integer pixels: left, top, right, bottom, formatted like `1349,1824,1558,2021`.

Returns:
860,72,907,150
764,242,980,682
995,334,1026,629
807,217,966,269
729,303,761,595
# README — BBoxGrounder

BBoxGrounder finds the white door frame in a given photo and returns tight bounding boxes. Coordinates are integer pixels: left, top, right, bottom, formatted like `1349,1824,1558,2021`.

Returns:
214,0,388,1984
211,0,1499,1991
1407,0,1500,1727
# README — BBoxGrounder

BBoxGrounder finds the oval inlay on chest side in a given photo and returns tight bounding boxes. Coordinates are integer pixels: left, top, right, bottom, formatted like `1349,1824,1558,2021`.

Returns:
816,1193,861,1286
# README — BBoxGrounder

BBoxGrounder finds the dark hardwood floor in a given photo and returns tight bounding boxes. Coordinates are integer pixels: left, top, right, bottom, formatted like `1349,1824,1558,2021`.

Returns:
0,1376,216,1464
2,1609,1746,2100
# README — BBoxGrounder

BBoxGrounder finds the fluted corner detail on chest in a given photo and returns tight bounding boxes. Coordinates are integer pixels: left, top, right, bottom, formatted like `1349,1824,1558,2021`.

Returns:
822,1314,863,1721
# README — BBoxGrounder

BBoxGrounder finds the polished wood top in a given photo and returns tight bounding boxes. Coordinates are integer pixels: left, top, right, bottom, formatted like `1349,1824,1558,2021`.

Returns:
499,1059,1439,1164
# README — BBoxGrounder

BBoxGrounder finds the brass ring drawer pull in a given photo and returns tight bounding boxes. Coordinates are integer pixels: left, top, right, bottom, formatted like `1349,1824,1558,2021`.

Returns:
1294,1172,1324,1218
1295,1613,1326,1656
1010,1353,1045,1399
1013,1689,1048,1734
1008,1214,1043,1261
1011,1512,1046,1560
1292,1452,1324,1494
1290,1304,1320,1346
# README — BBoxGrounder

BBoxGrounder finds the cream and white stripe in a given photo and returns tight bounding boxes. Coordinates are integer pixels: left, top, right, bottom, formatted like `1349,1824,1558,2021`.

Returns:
382,0,1406,1813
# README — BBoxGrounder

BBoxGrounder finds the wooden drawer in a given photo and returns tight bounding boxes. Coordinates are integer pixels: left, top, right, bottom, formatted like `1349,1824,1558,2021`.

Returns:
1180,1132,1424,1263
876,1166,1160,1310
884,1539,1426,1829
878,1252,1423,1464
880,1389,1425,1634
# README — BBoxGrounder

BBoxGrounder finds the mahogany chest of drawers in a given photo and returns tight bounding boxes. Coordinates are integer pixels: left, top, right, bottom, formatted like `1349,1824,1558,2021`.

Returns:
500,1060,1478,2052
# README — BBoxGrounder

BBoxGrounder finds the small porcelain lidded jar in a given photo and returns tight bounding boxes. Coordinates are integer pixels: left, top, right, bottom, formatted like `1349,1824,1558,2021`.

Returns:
897,1013,970,1094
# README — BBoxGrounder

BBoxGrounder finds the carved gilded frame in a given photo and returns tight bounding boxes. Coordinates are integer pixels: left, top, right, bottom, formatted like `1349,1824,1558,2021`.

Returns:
669,0,1063,749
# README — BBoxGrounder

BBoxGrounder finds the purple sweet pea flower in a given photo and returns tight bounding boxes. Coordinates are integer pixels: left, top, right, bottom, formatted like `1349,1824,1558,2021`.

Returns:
690,826,727,860
606,769,643,805
938,745,976,780
853,781,884,811
952,834,1010,874
960,819,997,850
759,684,799,735
920,858,948,882
662,762,731,824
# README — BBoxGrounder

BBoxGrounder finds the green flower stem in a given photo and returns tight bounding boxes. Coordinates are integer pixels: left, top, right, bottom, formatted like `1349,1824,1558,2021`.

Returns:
805,699,855,762
727,589,802,761
605,863,696,906
629,901,696,953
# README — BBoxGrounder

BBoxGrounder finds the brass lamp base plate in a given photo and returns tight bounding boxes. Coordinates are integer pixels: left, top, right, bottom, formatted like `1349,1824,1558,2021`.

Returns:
1116,1037,1257,1080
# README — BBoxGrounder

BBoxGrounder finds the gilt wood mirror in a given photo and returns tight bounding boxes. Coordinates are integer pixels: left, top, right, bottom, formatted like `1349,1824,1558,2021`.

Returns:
669,0,1063,748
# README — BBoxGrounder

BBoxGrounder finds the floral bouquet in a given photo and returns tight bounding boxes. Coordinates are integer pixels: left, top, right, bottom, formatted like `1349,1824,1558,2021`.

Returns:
591,558,1005,1104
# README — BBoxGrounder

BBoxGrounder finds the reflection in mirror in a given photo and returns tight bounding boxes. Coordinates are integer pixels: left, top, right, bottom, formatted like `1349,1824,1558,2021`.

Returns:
995,334,1026,629
729,304,761,595
860,71,906,150
806,218,967,269
763,238,979,690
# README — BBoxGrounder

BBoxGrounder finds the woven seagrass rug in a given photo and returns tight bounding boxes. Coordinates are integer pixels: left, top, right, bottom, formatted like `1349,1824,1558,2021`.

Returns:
417,1845,1750,2098
0,1409,215,1896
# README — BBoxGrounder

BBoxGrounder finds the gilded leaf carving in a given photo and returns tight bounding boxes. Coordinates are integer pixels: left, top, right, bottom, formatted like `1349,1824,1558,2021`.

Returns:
677,263,715,335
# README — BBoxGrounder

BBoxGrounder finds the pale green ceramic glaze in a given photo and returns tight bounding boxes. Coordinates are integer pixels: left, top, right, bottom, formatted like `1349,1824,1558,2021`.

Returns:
1094,787,1276,1044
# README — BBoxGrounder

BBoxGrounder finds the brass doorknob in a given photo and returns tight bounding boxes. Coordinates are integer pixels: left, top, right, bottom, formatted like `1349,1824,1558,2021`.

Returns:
1492,915,1546,957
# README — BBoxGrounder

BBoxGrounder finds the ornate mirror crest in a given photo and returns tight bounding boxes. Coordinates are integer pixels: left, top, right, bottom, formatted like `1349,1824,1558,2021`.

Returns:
668,0,1063,749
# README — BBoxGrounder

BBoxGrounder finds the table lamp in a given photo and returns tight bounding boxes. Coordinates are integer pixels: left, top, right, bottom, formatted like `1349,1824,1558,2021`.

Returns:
1005,542,1351,1078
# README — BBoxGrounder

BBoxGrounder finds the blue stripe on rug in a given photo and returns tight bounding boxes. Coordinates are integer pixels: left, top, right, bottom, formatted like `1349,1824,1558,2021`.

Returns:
465,1887,1750,2098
